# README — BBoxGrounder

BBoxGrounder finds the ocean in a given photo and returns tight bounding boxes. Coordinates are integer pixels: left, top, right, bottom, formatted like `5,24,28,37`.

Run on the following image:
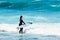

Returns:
0,0,60,40
0,32,60,40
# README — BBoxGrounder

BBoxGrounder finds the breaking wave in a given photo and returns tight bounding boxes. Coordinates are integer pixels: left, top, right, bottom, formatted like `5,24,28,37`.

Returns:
0,23,60,36
0,1,60,11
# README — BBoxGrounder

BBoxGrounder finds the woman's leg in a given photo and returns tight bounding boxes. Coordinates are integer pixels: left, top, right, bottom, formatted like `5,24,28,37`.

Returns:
19,28,23,33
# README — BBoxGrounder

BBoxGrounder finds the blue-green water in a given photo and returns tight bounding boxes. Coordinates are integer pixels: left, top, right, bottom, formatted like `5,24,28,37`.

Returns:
0,32,60,40
0,0,60,23
0,0,60,40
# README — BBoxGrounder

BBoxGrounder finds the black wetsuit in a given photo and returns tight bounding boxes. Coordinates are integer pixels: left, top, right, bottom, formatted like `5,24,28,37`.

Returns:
19,19,25,33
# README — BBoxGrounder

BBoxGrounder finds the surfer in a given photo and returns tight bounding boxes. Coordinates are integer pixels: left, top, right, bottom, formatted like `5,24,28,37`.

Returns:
19,16,25,33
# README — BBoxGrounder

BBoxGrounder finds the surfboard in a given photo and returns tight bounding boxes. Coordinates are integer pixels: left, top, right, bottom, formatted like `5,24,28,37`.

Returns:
17,24,27,34
17,22,33,34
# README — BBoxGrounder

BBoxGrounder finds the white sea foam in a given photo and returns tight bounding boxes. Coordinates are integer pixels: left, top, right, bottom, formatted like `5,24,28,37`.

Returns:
0,24,18,33
50,5,60,7
26,23,60,36
0,23,60,36
34,0,41,1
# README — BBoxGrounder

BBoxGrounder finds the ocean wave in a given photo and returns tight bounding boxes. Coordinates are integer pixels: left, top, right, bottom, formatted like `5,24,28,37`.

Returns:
50,4,60,7
0,23,60,36
0,15,60,24
0,1,60,11
0,15,48,24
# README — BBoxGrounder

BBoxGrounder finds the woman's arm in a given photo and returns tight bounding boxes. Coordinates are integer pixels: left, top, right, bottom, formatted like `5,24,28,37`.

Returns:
22,20,25,24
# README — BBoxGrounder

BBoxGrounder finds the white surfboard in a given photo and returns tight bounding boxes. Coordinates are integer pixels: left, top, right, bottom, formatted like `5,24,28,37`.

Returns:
16,23,32,34
0,22,32,34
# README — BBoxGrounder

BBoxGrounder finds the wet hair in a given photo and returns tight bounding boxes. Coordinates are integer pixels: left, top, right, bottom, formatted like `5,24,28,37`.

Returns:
20,16,23,20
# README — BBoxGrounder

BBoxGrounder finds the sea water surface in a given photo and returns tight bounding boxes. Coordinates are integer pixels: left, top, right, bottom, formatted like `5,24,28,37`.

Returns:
0,0,60,40
0,32,60,40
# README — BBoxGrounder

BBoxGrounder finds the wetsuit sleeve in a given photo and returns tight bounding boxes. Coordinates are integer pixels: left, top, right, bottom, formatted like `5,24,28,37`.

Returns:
22,20,25,24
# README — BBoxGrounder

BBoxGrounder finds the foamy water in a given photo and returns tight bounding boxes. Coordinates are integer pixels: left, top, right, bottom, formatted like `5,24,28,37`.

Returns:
0,23,60,36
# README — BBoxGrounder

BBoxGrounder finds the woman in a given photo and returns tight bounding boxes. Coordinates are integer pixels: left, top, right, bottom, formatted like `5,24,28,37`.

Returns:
19,16,25,33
